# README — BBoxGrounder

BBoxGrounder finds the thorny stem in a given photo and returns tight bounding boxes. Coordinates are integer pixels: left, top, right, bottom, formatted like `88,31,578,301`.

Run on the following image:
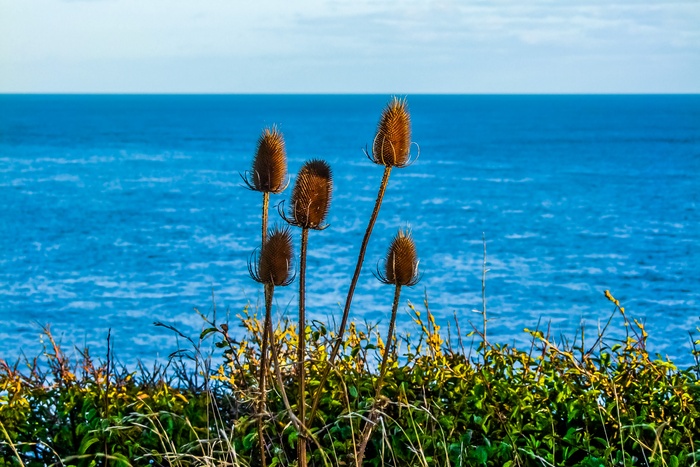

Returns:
356,284,401,467
481,232,488,353
309,165,392,424
257,282,274,467
262,191,270,246
265,306,331,467
104,329,111,467
298,227,309,467
258,191,271,467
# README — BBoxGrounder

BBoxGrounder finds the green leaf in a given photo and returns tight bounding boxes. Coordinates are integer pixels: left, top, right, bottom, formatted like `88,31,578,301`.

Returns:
242,432,256,450
200,327,218,340
288,430,298,446
78,436,100,455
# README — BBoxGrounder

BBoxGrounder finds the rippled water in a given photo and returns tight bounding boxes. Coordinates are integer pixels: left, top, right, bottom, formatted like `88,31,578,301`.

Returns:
1,95,698,365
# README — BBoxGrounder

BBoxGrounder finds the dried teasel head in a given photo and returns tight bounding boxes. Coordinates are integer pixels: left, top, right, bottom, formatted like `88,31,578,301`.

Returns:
244,126,287,193
249,225,295,286
371,97,412,167
284,159,333,230
377,228,420,287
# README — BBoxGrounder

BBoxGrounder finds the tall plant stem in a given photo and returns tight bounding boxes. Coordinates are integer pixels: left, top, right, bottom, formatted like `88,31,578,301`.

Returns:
257,282,274,467
481,232,488,353
265,298,331,467
309,165,392,423
261,192,270,246
298,227,309,467
257,191,271,467
356,284,401,467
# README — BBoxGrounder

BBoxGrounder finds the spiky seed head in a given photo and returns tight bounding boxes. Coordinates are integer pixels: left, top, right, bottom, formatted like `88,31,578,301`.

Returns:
255,226,294,286
250,126,287,193
289,159,333,229
382,229,420,286
372,97,412,167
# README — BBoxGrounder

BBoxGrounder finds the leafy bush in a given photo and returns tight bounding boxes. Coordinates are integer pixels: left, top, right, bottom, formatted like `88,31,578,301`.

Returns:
2,293,699,466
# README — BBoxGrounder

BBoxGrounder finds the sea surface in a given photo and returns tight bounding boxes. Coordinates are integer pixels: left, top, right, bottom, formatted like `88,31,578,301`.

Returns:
0,94,698,366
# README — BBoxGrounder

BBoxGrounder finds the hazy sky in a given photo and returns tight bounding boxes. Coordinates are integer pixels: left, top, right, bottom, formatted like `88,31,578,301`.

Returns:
1,0,699,93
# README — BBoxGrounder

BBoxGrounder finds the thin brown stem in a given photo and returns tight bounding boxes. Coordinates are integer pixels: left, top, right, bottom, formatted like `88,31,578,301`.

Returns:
104,329,111,467
356,285,401,467
257,282,273,467
257,191,271,467
298,227,309,467
262,191,270,246
309,165,392,424
266,301,302,431
481,232,488,353
266,312,331,467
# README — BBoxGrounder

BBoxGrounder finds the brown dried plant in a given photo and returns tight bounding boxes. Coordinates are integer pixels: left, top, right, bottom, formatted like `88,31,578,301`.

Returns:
357,228,420,466
249,126,287,194
248,225,294,467
377,228,421,287
285,159,333,230
250,226,295,287
371,97,412,167
243,126,288,467
309,97,415,426
243,126,288,245
282,159,333,467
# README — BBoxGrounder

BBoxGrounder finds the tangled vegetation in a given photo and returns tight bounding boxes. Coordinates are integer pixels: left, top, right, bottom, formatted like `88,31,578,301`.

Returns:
2,97,699,466
1,295,699,466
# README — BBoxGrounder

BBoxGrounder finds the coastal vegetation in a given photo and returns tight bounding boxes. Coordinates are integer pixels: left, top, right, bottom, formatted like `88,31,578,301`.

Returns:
2,98,699,466
1,300,699,466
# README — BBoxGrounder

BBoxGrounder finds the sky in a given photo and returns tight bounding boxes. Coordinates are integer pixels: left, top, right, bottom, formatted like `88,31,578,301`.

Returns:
1,0,699,94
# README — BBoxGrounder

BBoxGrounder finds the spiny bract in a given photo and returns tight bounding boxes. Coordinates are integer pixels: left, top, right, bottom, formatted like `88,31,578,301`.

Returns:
249,126,287,193
372,97,412,167
288,159,333,229
252,225,294,286
381,228,420,286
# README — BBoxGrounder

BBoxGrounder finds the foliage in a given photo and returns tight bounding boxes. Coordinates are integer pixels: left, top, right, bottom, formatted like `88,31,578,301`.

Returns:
2,292,700,466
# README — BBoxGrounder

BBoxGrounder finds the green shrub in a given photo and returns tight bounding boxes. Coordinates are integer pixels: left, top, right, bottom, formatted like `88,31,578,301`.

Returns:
1,294,699,466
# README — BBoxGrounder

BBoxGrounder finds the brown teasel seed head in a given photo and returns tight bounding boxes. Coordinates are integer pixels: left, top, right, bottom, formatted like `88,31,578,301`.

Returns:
372,97,412,167
249,126,287,193
379,229,420,287
288,159,333,229
250,225,294,286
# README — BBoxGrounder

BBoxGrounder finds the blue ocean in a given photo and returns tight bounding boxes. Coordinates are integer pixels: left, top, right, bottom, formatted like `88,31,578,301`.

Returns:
0,95,698,365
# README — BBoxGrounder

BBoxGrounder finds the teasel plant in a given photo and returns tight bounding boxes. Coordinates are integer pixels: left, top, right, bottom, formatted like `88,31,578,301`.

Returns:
356,228,420,467
248,225,294,467
309,96,417,424
279,159,333,467
242,126,288,246
242,127,288,467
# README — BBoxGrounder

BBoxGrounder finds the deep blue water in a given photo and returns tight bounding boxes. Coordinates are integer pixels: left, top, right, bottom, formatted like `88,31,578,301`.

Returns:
0,94,698,365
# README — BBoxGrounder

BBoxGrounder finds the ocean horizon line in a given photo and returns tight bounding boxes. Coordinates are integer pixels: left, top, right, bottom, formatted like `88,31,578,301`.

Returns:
2,92,699,97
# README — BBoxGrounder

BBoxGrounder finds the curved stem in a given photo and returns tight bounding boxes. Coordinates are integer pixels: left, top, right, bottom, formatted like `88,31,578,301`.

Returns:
356,285,401,467
298,227,309,467
309,165,392,423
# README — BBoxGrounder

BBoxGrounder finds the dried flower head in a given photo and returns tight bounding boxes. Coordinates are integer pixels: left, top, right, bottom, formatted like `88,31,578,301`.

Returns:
249,225,294,286
377,229,420,286
245,126,287,193
372,97,412,167
286,159,333,230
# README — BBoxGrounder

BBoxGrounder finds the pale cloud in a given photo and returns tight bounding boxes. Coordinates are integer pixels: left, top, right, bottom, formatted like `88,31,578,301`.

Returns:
0,0,698,92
